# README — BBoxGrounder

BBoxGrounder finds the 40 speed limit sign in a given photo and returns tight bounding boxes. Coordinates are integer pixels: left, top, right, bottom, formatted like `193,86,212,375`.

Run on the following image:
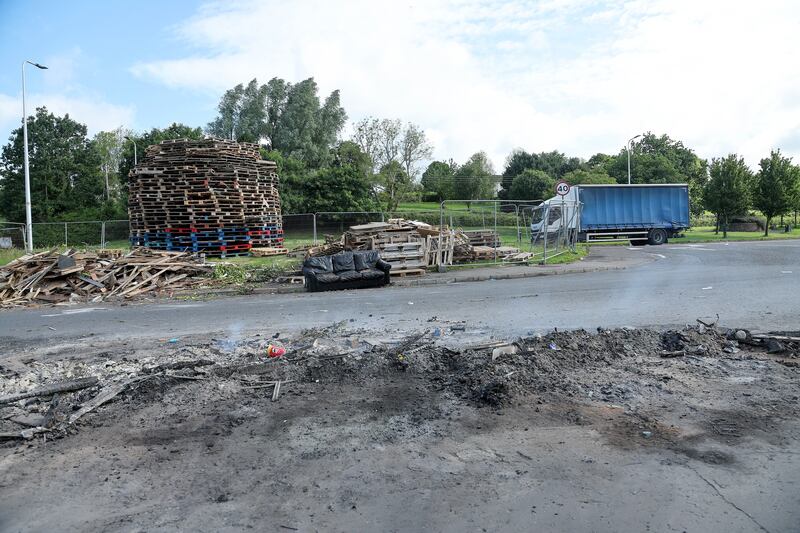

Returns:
555,181,571,196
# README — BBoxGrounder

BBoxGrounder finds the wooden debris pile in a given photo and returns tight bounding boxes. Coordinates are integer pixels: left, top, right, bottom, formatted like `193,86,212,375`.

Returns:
463,229,502,247
301,218,530,272
128,138,284,257
0,248,213,307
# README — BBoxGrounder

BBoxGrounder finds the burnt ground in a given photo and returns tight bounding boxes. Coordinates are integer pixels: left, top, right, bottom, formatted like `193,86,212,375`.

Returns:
0,324,799,532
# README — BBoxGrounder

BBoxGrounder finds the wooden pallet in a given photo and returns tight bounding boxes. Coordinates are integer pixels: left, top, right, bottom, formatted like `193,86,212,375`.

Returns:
389,268,426,277
127,138,284,256
251,247,288,257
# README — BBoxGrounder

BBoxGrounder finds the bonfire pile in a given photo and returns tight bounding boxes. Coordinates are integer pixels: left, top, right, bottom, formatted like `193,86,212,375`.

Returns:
0,248,213,307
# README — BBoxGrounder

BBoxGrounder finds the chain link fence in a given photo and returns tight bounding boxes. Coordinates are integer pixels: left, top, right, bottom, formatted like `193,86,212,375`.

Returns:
29,220,131,249
520,200,582,263
1,222,25,250
282,213,316,248
4,203,581,265
314,211,384,244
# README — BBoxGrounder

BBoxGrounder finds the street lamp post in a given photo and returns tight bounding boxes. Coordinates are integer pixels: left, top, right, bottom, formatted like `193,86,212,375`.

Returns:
627,134,642,185
125,136,138,166
22,60,48,253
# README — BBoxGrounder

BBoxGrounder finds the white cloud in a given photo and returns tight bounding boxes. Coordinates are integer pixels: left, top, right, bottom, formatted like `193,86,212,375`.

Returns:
0,93,135,141
131,0,800,169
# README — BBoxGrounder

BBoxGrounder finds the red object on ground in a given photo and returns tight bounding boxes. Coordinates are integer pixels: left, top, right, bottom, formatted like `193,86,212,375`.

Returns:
267,345,286,358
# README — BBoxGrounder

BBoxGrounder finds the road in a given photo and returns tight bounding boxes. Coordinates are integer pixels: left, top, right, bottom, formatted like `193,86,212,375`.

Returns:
2,239,798,345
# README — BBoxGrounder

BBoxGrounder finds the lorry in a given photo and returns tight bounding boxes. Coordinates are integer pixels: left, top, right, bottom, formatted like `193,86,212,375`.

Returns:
530,183,690,245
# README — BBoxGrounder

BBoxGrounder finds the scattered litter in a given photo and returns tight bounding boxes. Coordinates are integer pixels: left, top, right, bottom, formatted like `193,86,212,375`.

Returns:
168,338,179,344
267,344,287,358
432,328,442,338
492,344,519,361
46,326,56,331
641,431,652,438
701,286,713,290
548,342,560,351
408,302,414,305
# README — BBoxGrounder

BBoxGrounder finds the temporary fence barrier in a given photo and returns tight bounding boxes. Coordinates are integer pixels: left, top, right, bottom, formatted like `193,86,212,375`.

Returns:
313,211,384,244
520,200,582,264
0,222,25,250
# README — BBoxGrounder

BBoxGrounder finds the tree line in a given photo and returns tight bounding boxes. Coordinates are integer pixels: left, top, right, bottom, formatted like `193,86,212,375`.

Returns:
1,77,798,236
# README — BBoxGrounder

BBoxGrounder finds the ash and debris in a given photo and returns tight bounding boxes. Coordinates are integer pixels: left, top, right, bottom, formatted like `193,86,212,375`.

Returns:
1,322,798,443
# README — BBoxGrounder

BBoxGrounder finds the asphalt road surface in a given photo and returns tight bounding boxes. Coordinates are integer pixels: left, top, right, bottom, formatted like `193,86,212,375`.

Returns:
2,240,798,345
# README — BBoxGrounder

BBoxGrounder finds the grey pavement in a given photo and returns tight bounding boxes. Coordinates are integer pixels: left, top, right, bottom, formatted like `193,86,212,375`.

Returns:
1,239,798,346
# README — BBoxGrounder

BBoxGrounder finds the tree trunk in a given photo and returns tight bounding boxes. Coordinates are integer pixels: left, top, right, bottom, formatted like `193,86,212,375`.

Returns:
722,214,728,239
714,214,719,234
764,216,770,237
104,168,110,201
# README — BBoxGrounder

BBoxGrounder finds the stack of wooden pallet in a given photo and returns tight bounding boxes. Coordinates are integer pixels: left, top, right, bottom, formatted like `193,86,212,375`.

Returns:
463,230,501,247
344,220,434,276
0,249,213,307
379,241,428,276
128,138,284,257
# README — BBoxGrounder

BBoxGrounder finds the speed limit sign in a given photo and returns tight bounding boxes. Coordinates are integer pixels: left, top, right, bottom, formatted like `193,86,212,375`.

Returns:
555,181,570,196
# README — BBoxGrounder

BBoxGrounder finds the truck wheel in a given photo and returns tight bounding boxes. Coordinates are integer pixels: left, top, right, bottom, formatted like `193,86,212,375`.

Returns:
648,228,668,245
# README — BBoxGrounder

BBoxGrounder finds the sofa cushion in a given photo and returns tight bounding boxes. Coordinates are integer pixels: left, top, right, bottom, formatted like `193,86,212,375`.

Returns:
305,256,333,273
316,272,341,283
354,250,379,271
332,252,355,273
359,268,385,280
337,270,362,282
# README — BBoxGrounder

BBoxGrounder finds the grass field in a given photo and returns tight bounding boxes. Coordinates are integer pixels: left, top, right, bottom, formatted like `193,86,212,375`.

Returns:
681,225,800,242
3,221,796,270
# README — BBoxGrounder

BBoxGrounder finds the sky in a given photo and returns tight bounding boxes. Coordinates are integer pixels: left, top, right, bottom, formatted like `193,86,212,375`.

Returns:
1,0,799,171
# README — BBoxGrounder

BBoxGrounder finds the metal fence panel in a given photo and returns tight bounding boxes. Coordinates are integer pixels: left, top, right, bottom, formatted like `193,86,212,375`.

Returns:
281,213,316,248
314,211,384,244
0,223,25,249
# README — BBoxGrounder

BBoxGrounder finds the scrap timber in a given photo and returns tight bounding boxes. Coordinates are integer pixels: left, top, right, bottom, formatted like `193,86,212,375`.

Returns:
0,248,212,307
301,219,528,276
128,138,284,257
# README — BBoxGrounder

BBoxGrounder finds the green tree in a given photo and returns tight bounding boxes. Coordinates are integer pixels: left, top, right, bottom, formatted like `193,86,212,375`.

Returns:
119,123,204,180
421,160,457,202
377,160,412,212
562,168,615,185
509,169,555,201
266,141,377,214
0,107,107,222
263,149,308,214
94,127,130,203
605,133,708,216
209,77,347,167
703,154,752,238
500,149,580,198
352,117,433,179
752,150,799,236
453,152,495,208
206,79,267,143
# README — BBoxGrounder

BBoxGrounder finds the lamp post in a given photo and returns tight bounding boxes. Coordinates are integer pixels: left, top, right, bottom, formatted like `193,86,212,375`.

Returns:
124,136,138,166
627,134,642,185
22,60,48,253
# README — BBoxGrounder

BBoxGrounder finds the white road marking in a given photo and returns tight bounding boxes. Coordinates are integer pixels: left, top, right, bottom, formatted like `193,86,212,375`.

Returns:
781,271,793,274
701,286,713,290
41,307,108,317
649,253,667,259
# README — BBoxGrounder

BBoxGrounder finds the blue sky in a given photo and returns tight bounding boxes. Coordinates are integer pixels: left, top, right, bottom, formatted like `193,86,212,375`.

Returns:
0,0,214,136
2,0,799,168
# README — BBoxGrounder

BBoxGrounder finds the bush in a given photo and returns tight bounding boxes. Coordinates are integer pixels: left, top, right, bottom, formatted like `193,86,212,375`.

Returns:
730,215,766,230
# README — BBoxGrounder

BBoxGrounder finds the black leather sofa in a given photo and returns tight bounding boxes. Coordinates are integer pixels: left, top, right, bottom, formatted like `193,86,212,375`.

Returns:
302,250,392,292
